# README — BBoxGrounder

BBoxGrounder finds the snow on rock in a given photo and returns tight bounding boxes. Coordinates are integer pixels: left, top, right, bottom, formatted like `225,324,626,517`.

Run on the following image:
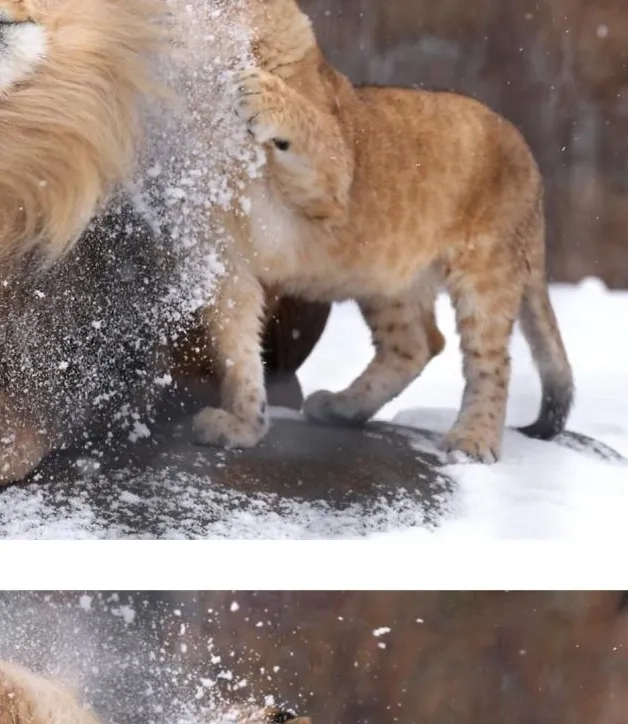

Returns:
0,464,440,540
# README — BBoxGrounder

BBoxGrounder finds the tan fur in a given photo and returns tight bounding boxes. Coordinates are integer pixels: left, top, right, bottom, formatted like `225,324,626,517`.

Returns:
0,660,100,724
0,0,168,263
194,0,574,462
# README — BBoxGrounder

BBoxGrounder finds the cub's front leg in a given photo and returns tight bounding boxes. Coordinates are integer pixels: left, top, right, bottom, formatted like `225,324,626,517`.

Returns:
232,68,353,220
193,268,269,449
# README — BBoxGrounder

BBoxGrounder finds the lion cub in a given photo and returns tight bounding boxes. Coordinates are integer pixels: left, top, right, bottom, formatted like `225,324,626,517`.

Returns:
194,0,573,463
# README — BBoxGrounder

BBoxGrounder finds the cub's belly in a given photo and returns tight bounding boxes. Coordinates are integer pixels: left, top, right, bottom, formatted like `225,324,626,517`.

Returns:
257,259,420,303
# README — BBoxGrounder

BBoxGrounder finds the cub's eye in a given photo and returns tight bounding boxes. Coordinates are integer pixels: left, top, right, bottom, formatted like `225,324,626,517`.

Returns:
272,138,291,151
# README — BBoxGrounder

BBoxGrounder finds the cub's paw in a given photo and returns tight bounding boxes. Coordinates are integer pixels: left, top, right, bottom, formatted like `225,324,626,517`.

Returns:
442,425,502,464
302,390,370,426
193,406,269,449
232,67,292,149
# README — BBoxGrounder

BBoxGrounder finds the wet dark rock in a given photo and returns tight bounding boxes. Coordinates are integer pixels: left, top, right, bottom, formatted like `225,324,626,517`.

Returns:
0,371,623,538
0,378,453,538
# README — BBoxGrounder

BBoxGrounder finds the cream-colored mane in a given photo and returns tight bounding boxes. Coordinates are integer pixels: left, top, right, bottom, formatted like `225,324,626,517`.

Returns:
0,0,167,263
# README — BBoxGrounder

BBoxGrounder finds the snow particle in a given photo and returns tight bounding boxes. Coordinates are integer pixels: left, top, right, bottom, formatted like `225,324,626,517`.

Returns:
110,604,136,625
78,594,92,612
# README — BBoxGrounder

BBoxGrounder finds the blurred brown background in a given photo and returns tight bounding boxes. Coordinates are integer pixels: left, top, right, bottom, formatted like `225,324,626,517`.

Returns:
170,591,628,724
299,0,628,289
4,591,628,723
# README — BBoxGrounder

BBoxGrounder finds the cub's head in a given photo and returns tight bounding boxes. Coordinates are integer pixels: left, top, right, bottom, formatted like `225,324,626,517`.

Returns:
0,3,47,94
0,0,168,265
241,0,316,68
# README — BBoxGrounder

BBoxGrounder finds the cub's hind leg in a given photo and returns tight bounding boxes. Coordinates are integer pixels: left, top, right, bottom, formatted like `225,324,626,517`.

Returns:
193,267,269,449
303,283,444,425
443,247,523,463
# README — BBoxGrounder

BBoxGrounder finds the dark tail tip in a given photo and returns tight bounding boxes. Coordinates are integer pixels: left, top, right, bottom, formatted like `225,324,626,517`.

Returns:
518,379,574,441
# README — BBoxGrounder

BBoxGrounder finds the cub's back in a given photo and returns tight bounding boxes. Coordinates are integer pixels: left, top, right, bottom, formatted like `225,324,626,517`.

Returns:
340,83,542,241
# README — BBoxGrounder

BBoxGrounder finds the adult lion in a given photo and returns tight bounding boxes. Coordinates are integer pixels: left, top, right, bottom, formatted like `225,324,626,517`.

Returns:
0,1,329,485
0,0,165,261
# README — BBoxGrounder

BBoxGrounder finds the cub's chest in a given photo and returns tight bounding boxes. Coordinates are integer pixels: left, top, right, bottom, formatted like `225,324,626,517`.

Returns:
246,184,323,275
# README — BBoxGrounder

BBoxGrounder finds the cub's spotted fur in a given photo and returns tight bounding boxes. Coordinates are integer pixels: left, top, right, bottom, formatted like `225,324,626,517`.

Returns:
192,0,574,462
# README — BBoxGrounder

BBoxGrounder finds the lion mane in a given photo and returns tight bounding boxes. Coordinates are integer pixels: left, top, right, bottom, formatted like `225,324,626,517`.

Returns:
0,0,168,263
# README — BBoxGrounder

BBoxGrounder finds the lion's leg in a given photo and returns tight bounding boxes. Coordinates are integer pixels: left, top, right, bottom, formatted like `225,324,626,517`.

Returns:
193,268,269,448
0,394,53,485
443,245,523,463
233,68,353,220
303,284,444,424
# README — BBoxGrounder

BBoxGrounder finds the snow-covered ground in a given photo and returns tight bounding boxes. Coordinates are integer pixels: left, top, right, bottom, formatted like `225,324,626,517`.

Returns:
299,279,628,540
0,280,625,540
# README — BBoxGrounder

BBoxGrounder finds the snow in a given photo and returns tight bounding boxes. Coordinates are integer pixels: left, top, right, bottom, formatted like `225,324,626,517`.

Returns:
373,627,391,637
0,592,280,724
299,280,628,540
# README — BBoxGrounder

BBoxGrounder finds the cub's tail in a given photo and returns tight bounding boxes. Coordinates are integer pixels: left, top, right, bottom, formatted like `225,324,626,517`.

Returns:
518,274,574,439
